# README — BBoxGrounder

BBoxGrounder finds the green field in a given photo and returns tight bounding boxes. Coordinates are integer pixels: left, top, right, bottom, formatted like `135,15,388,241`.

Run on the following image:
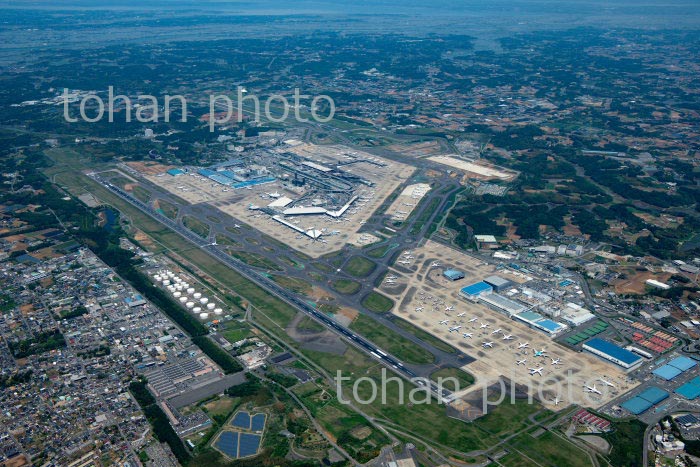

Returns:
156,199,179,220
132,185,152,203
507,429,593,467
343,256,376,277
182,215,210,238
214,234,240,248
271,275,312,295
361,291,394,313
221,321,251,344
228,250,283,271
394,317,456,354
367,243,394,258
429,367,475,391
349,314,434,365
331,278,361,295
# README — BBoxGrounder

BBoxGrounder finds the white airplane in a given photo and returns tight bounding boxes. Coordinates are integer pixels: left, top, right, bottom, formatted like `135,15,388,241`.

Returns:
403,254,414,259
533,348,547,357
209,240,217,246
598,378,615,388
491,328,502,335
415,307,424,312
584,385,602,395
233,224,241,228
445,305,455,312
457,312,466,317
518,342,529,349
439,320,449,325
552,396,561,406
430,261,440,268
449,326,462,332
480,323,489,329
385,280,396,284
398,260,411,265
462,332,473,339
550,358,561,365
529,367,544,376
469,317,478,323
482,342,494,348
516,359,527,365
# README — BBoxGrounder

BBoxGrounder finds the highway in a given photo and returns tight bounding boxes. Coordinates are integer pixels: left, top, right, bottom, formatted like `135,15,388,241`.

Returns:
90,173,453,401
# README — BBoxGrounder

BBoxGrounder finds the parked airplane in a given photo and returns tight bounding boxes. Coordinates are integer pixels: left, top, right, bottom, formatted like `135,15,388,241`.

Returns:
469,317,478,323
415,307,424,312
480,323,489,329
462,333,473,339
584,385,602,395
482,342,494,348
533,348,547,357
516,359,527,365
445,305,455,311
449,326,462,332
491,328,502,335
439,320,449,325
457,312,466,317
502,334,514,340
551,358,561,365
518,342,529,349
430,261,440,268
529,367,544,376
552,396,561,406
598,378,615,387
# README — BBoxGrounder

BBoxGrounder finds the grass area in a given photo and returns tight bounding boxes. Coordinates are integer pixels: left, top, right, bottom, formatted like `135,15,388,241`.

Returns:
280,255,303,269
202,395,239,419
156,199,179,220
349,314,434,365
228,250,283,271
331,278,361,295
410,197,441,236
271,275,312,295
393,317,456,354
361,291,394,313
296,316,326,333
206,215,221,223
429,367,475,392
132,185,151,203
312,262,334,273
214,234,239,247
182,215,210,238
367,243,394,258
508,429,593,467
343,256,376,278
221,321,251,344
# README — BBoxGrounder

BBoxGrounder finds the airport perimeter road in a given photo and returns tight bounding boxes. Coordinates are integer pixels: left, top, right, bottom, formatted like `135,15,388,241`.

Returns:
91,174,453,401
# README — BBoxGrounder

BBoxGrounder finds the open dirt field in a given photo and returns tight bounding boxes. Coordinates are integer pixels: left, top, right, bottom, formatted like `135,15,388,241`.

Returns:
380,240,638,410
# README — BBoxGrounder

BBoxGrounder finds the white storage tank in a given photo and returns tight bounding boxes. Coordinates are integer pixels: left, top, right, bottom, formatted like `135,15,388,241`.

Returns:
206,303,215,310
179,296,187,303
173,291,182,298
200,297,209,304
162,280,171,286
193,306,202,313
214,308,223,315
186,288,195,295
193,292,202,299
186,302,194,309
199,313,209,320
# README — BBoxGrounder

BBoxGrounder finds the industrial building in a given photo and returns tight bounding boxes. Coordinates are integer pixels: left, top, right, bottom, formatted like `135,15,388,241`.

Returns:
478,293,527,316
621,386,670,414
652,356,698,381
583,338,643,370
460,281,493,299
676,376,700,400
483,275,511,292
443,269,465,281
513,310,566,336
